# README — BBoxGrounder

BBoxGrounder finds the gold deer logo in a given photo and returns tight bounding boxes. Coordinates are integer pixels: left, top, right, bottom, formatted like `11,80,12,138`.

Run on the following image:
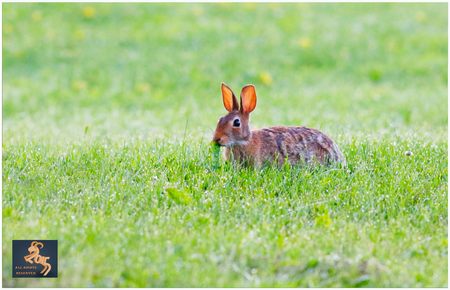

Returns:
24,241,51,276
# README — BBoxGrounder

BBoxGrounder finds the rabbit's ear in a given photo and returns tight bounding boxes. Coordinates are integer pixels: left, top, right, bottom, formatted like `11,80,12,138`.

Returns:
221,83,239,112
240,85,257,114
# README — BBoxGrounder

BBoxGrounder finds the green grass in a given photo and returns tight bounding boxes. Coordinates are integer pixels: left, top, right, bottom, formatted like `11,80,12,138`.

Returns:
2,3,448,287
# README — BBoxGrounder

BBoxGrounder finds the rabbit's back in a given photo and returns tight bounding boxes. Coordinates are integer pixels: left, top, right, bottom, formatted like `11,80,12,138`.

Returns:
230,126,345,166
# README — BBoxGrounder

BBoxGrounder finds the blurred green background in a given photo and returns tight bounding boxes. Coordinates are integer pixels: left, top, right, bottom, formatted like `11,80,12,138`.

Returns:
2,3,448,287
3,3,447,142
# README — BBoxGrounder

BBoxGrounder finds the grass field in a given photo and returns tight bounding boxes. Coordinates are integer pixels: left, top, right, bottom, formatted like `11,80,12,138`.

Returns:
2,3,448,287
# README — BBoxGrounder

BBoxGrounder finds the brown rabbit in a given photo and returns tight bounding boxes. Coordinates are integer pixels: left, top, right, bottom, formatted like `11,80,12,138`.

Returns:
212,83,346,167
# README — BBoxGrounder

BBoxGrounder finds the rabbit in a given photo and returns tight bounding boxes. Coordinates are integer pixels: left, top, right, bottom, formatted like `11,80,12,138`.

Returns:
212,83,346,167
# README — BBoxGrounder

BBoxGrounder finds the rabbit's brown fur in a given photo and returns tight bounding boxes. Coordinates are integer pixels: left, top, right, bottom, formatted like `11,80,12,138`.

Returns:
213,83,346,167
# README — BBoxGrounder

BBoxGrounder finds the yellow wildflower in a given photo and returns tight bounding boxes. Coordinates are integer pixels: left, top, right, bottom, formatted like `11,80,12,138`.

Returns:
82,6,96,19
298,37,312,49
259,72,273,86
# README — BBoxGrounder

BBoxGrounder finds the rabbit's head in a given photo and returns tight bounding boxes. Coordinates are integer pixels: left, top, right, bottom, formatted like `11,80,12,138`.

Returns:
213,83,257,147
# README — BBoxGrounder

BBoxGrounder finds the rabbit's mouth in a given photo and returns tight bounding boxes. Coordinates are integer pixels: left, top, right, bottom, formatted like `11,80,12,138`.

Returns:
212,137,225,146
212,141,224,147
212,134,231,146
212,140,232,147
212,134,249,147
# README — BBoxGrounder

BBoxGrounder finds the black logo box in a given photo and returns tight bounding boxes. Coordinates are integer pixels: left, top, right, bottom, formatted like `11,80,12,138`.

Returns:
12,240,58,278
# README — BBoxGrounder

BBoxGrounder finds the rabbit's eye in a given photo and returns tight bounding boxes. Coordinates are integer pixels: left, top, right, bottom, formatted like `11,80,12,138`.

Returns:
233,118,240,127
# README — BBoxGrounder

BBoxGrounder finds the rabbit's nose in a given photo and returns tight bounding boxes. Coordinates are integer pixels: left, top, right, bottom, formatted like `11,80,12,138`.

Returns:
213,137,222,144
